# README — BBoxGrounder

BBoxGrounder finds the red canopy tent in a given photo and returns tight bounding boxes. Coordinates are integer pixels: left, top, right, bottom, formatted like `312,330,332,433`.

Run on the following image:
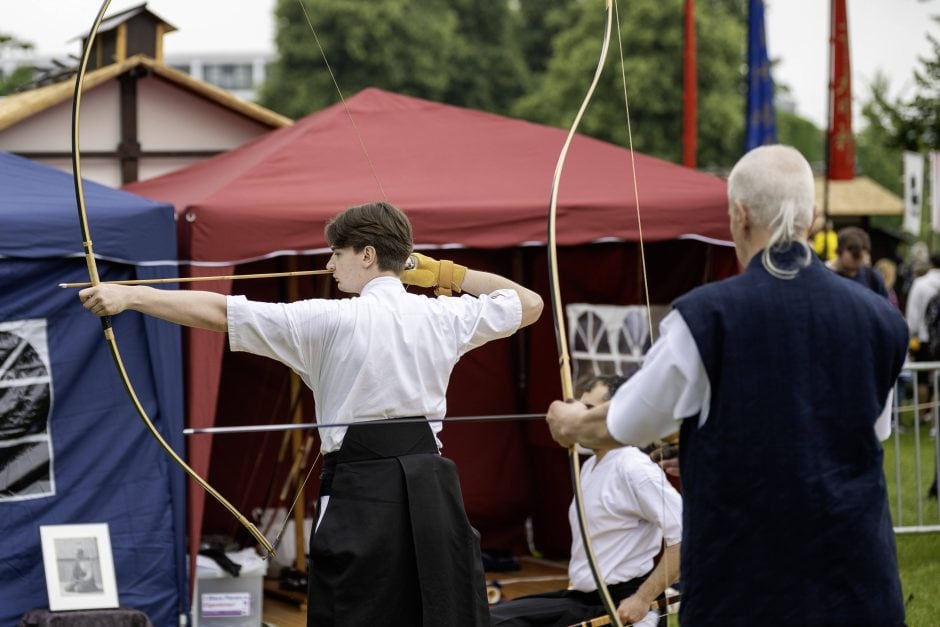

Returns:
126,87,736,560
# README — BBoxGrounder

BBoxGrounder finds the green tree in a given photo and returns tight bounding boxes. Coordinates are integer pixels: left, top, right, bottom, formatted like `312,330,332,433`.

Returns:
439,0,530,113
856,18,939,157
512,0,747,169
776,110,822,166
855,74,905,237
856,74,903,196
0,33,35,95
516,0,575,74
259,0,528,118
853,23,939,241
889,19,940,152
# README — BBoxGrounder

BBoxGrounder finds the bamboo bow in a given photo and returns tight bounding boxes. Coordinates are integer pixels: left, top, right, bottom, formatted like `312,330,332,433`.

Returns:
72,0,274,556
545,2,622,626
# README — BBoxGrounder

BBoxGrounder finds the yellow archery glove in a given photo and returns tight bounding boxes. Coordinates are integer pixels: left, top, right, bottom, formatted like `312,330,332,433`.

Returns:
400,252,467,296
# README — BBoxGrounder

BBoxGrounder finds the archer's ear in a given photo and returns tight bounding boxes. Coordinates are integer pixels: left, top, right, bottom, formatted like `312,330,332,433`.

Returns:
361,245,378,267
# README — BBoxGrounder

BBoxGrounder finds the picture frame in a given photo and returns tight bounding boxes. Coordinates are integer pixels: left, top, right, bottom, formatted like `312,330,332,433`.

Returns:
39,523,119,611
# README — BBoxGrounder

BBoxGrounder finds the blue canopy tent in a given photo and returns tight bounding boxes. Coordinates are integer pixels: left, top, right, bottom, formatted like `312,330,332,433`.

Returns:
0,152,186,626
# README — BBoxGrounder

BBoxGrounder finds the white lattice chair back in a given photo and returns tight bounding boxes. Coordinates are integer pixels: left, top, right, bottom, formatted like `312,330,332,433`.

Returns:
565,304,668,386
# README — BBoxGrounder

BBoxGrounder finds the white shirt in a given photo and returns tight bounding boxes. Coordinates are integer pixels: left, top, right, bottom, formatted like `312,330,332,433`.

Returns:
607,310,895,445
227,276,522,452
905,268,940,341
567,447,682,592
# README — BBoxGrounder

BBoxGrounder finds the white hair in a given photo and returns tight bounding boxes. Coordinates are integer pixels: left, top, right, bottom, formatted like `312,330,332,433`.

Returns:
728,145,815,279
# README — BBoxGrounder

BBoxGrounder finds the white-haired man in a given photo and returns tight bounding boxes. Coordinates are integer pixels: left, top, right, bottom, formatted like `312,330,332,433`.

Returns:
547,145,907,626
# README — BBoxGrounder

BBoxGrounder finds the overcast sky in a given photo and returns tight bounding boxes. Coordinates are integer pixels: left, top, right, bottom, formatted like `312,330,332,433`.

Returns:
4,0,938,129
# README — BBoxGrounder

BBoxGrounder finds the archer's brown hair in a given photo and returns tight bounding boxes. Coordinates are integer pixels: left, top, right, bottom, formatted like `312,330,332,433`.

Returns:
325,201,413,273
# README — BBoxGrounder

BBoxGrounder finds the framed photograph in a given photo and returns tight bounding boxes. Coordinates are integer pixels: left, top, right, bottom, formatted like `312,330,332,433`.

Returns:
39,523,119,611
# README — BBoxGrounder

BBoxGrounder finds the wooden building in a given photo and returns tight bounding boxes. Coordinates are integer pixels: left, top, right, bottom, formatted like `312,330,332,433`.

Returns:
0,4,290,187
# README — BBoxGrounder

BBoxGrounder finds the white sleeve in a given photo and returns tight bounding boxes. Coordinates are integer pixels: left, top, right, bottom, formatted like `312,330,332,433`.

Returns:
445,289,522,355
226,295,317,376
607,310,709,446
874,387,895,442
623,459,683,546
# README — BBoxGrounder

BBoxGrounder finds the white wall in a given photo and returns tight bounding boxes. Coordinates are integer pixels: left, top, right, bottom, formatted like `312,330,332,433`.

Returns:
0,75,278,187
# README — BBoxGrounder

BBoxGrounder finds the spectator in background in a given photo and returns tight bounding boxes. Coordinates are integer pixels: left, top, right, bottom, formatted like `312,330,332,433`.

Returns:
904,252,940,359
904,252,940,430
874,258,900,310
827,226,888,297
896,241,931,312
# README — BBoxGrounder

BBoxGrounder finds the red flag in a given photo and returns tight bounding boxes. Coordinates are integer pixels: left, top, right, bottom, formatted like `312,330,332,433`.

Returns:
828,0,854,180
682,0,697,168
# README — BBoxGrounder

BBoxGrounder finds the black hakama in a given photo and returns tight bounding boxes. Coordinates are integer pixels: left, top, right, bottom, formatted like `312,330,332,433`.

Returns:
307,418,489,626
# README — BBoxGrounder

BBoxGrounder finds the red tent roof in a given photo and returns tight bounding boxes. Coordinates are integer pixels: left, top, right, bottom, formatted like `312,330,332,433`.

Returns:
126,88,730,263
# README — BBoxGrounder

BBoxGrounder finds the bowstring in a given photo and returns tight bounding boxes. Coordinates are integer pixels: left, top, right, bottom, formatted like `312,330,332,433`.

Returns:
612,0,678,608
294,0,388,201
272,448,322,553
613,0,653,343
262,1,390,552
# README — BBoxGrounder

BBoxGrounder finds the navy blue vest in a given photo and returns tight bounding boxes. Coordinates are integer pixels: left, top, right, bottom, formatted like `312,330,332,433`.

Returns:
673,247,907,626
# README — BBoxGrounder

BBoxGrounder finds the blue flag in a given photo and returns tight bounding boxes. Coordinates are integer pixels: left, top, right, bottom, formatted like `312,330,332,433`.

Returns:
745,0,777,150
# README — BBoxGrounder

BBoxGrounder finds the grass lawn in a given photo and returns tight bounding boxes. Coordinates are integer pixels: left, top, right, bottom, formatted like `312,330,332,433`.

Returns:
884,415,940,626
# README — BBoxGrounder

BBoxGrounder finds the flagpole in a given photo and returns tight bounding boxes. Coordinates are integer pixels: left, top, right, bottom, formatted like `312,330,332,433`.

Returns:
823,0,834,259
